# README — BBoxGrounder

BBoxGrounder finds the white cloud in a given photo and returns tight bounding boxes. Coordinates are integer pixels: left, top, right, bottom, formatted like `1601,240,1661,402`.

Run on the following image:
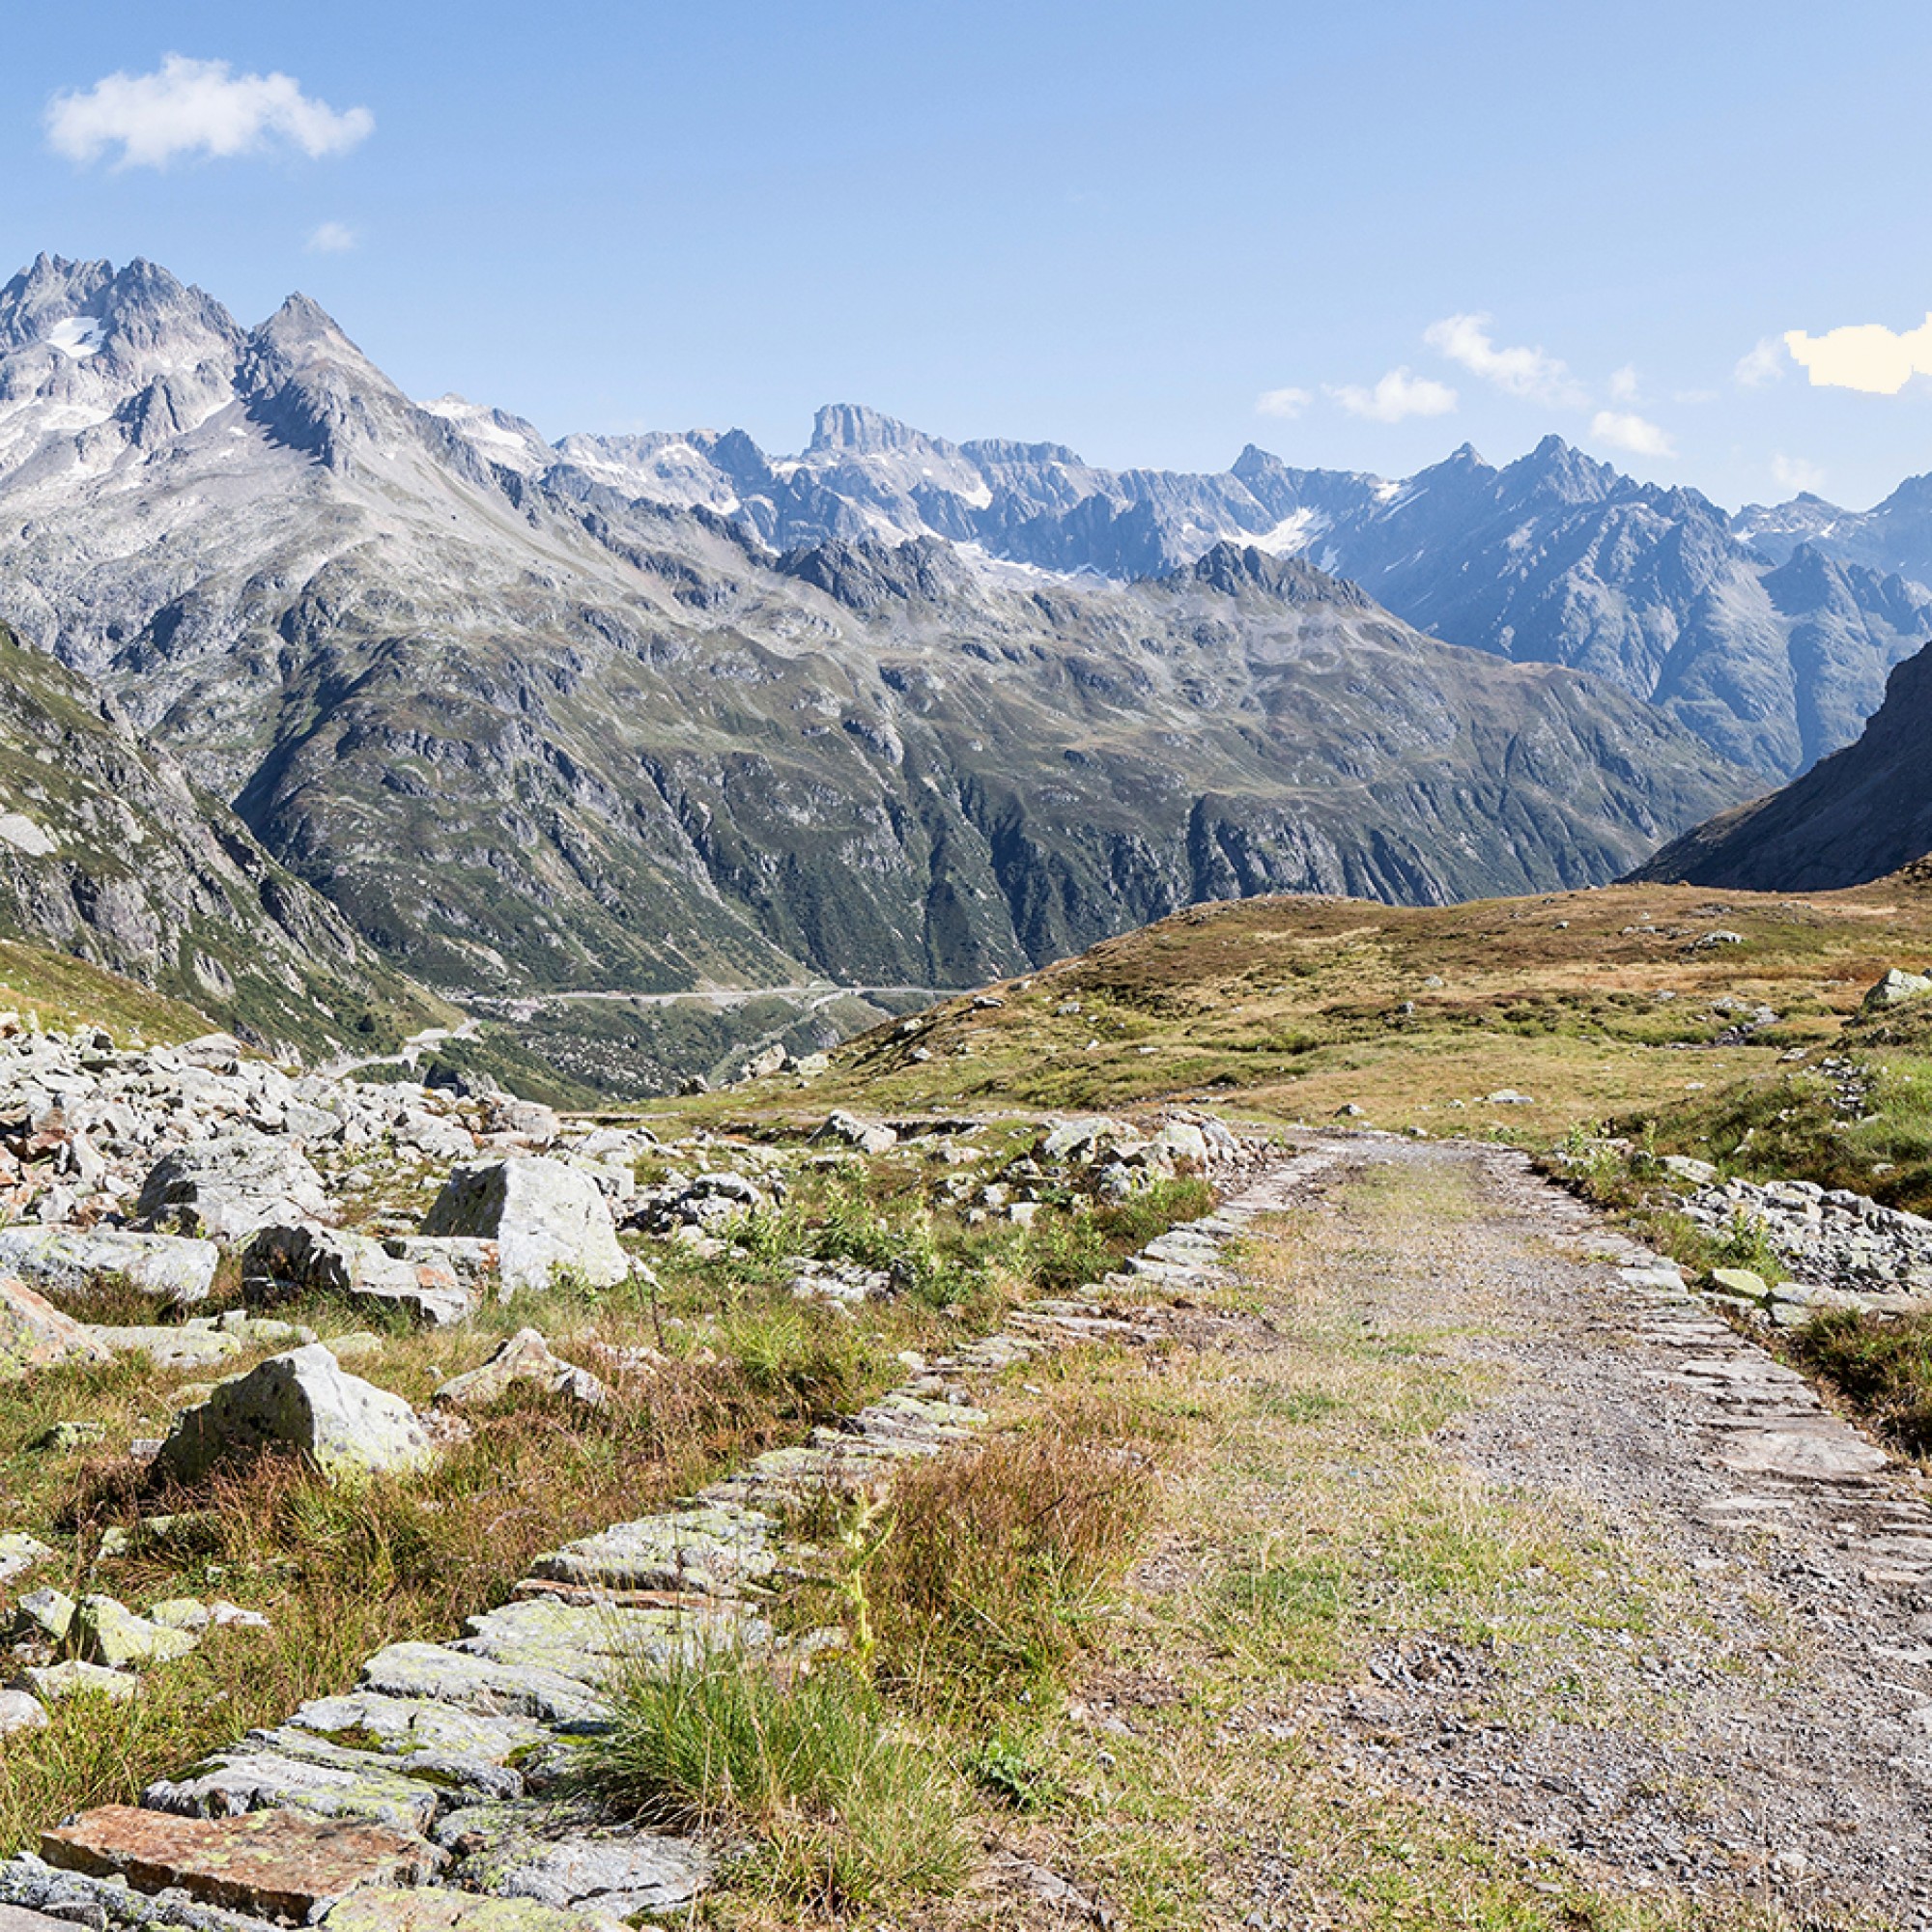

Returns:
1255,385,1311,419
1608,364,1641,403
45,54,373,169
1422,312,1587,407
1772,452,1826,494
1589,410,1675,458
1785,313,1932,394
1734,336,1787,388
306,220,357,254
1326,368,1458,424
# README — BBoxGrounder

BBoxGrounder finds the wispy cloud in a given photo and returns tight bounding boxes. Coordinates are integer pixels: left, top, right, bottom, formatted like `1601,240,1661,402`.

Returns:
1423,312,1587,407
46,54,373,169
1255,385,1311,419
1326,369,1457,423
1589,410,1675,458
1734,336,1787,388
1772,452,1826,494
1785,313,1932,394
1608,364,1641,403
306,220,357,254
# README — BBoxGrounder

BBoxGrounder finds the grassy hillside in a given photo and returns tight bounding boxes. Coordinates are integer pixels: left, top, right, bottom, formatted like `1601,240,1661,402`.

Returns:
675,874,1932,1208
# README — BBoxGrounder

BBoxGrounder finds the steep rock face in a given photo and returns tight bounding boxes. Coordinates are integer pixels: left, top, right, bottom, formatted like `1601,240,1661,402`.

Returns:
1631,639,1932,890
0,257,1756,1032
0,621,438,1059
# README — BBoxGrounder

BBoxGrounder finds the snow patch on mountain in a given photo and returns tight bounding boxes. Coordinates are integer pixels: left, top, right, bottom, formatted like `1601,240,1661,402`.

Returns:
44,317,102,358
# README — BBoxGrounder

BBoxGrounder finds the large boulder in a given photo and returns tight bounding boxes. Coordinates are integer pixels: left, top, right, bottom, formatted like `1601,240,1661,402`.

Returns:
1863,966,1932,1010
812,1110,897,1155
0,1228,220,1308
422,1159,627,1297
153,1345,436,1487
0,1279,110,1378
242,1225,476,1327
136,1138,331,1241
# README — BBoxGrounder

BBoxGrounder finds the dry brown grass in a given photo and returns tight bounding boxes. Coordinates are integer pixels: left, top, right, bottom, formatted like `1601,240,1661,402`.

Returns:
666,878,1932,1148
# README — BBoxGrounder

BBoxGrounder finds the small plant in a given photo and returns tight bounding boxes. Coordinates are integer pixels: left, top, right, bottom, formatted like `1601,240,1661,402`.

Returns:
574,1642,968,1914
1787,1307,1932,1454
865,1406,1159,1712
1714,1209,1784,1283
964,1729,1064,1810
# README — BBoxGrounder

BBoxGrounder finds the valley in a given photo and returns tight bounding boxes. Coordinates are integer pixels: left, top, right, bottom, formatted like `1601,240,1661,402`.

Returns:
5,242,1932,1930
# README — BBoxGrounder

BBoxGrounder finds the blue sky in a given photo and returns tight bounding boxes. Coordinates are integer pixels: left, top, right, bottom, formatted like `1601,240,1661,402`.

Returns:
8,0,1932,510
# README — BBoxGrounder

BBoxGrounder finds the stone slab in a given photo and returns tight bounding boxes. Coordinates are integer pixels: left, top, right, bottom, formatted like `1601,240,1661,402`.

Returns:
289,1690,548,1763
322,1888,631,1930
357,1642,608,1723
144,1746,455,1834
41,1804,442,1921
0,1905,95,1931
1717,1427,1889,1481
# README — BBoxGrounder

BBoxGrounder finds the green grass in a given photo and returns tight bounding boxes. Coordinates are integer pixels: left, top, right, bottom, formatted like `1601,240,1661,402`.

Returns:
576,1644,969,1915
1785,1306,1932,1454
0,1118,1219,1859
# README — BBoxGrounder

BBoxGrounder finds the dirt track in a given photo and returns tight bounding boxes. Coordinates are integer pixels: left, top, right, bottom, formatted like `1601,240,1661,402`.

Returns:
1253,1136,1932,1926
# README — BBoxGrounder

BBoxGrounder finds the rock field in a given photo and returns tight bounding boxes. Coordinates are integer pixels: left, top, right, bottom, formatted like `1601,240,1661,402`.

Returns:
0,1007,1282,1924
0,1030,1290,1927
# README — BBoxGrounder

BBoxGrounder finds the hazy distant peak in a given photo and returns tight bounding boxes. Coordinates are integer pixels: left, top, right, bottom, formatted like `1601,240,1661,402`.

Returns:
808,402,943,457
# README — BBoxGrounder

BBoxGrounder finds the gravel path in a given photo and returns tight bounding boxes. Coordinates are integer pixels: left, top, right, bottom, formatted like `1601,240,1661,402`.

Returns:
1293,1134,1932,1927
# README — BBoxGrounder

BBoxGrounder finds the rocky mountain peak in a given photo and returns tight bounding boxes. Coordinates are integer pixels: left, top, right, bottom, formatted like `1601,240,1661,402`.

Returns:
0,255,239,366
251,292,360,361
1499,434,1618,507
807,403,938,458
1184,541,1369,607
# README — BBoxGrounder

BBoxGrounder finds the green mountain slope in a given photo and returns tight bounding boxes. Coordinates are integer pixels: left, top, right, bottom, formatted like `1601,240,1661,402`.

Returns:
0,623,448,1061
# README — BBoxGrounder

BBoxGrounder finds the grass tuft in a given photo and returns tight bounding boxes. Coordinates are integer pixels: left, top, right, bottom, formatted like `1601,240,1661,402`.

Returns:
1786,1306,1932,1454
574,1643,969,1914
864,1396,1162,1714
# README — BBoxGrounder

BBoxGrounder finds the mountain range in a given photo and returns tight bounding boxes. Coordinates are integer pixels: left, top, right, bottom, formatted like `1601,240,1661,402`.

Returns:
0,251,1920,1088
514,405,1932,781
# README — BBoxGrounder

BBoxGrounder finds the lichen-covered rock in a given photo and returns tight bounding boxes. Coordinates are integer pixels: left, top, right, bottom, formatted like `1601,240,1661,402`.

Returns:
1863,966,1932,1010
355,1641,609,1723
288,1690,547,1763
422,1159,626,1296
153,1346,436,1487
0,1227,220,1307
86,1324,241,1371
137,1138,331,1241
11,1587,74,1643
430,1800,705,1918
243,1224,476,1327
20,1661,136,1703
0,1279,109,1378
433,1331,609,1410
0,1690,47,1738
71,1595,200,1668
813,1110,897,1154
0,1534,52,1585
322,1887,633,1931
